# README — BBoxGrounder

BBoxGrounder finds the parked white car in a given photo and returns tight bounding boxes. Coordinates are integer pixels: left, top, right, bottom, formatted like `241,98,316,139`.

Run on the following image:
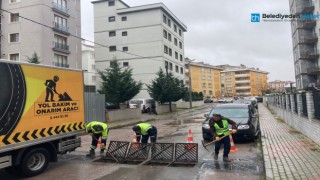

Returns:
129,99,155,113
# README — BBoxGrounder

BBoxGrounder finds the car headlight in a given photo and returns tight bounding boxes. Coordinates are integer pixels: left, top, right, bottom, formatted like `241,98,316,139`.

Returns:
202,124,210,129
237,125,250,129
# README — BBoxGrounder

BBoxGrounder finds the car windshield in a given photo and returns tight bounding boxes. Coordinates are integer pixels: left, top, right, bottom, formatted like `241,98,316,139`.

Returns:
209,107,249,118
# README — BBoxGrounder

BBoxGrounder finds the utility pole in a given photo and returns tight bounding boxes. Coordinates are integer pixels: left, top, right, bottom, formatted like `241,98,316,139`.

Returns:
188,59,194,109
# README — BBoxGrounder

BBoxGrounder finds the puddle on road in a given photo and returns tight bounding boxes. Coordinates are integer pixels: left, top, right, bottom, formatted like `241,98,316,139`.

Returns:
199,160,263,175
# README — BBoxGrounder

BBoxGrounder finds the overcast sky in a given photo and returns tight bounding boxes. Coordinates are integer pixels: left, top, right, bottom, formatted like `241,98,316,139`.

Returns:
81,0,294,82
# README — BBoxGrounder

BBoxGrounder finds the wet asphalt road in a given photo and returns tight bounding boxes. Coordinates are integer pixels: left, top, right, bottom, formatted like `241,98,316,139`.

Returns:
0,106,264,180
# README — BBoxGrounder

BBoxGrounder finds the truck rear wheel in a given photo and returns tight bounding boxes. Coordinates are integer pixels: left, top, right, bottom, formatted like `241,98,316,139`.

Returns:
20,148,50,177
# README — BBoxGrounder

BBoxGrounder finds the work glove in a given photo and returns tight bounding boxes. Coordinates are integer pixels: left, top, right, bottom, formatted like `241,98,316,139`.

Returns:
215,137,221,141
232,129,237,134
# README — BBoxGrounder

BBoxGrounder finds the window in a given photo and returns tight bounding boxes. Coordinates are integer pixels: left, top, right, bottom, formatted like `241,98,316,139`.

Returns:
179,42,183,49
92,64,95,70
202,75,206,80
163,15,167,23
180,67,183,74
180,54,183,61
208,76,212,80
54,54,68,67
163,30,167,39
122,31,128,36
209,90,213,95
179,29,182,36
168,33,172,41
109,16,115,22
54,15,67,31
174,25,177,32
201,67,206,72
9,33,19,42
207,68,211,73
164,45,168,54
54,34,68,50
10,0,20,3
169,48,172,56
203,90,206,95
10,13,20,22
208,83,212,87
174,38,178,46
123,46,128,51
9,53,19,61
123,62,129,67
109,31,116,37
165,61,169,68
92,76,96,82
168,19,171,27
202,83,206,87
175,65,179,73
109,46,116,52
121,16,127,21
169,63,173,70
108,1,115,6
175,52,178,59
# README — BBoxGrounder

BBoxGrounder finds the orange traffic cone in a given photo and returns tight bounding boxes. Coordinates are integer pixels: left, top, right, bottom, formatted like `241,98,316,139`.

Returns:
229,134,238,152
97,137,101,147
187,129,194,143
133,134,137,143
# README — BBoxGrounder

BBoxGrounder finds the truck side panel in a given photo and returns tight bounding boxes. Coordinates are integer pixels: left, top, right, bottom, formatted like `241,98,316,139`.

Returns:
0,61,85,152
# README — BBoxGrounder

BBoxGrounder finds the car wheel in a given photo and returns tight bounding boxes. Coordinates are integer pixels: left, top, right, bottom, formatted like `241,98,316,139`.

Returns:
20,148,50,177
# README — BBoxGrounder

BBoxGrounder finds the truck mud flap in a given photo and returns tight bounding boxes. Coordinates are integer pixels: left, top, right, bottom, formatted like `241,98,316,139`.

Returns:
104,141,130,162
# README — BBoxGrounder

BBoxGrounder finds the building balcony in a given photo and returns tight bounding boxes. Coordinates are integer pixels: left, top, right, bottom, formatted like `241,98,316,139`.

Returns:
53,62,69,68
235,86,251,90
300,51,319,60
299,35,318,45
52,2,69,17
53,42,70,54
302,19,316,29
235,80,250,84
236,92,251,96
307,68,320,75
52,22,70,36
235,74,249,77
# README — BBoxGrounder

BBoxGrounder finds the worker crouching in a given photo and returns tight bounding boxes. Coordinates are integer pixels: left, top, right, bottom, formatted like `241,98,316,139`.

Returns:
132,123,157,143
86,121,109,157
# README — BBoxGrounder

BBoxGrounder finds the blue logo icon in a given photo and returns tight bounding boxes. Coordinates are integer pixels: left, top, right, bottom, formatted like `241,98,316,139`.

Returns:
251,13,260,22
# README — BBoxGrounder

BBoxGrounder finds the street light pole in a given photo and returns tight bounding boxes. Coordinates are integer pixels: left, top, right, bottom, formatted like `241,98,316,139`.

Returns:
188,60,193,109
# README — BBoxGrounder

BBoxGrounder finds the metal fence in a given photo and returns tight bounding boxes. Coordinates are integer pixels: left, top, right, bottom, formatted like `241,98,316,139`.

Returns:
293,95,298,113
84,92,106,123
301,93,308,117
288,96,291,110
312,87,320,119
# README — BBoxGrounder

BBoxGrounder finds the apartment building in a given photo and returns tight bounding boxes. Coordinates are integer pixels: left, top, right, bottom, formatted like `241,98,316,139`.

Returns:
218,65,269,97
82,41,96,92
1,0,81,69
269,80,295,93
92,0,187,98
185,58,222,98
289,0,320,89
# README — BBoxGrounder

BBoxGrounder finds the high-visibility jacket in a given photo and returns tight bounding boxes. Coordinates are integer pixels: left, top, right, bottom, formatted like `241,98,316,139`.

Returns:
213,120,230,136
86,121,109,139
137,123,152,135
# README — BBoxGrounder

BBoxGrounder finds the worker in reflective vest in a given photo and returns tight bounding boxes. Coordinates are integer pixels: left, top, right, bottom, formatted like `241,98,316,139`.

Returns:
86,121,109,157
209,113,237,162
132,123,157,143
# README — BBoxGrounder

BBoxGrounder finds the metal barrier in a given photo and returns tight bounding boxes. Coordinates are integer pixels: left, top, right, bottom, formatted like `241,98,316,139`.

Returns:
170,143,198,165
301,93,308,116
294,95,298,113
312,87,320,119
123,143,151,162
150,143,174,163
105,141,130,162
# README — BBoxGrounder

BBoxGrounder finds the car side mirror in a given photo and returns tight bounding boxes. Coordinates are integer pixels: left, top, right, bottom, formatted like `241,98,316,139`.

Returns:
204,114,208,118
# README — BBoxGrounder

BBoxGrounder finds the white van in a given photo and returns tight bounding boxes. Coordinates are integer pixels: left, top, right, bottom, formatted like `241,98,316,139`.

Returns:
129,99,155,113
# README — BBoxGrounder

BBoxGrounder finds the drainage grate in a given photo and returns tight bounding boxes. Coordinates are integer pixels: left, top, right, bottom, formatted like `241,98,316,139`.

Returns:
150,143,174,163
124,143,151,162
105,141,130,162
173,143,198,164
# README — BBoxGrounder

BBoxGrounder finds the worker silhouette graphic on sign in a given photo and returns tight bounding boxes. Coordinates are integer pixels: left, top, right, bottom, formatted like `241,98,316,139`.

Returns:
45,75,59,102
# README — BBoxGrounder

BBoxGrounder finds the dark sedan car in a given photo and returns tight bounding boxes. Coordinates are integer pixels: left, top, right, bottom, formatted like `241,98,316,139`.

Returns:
202,104,260,141
204,98,214,103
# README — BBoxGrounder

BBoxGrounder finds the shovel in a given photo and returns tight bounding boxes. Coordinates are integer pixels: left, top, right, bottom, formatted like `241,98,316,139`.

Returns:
201,134,229,152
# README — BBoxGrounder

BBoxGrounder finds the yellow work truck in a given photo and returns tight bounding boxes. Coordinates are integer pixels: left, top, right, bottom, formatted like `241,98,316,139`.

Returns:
0,60,85,177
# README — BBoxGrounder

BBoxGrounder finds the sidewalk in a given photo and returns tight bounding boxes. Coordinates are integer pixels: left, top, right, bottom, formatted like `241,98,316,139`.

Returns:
260,104,320,180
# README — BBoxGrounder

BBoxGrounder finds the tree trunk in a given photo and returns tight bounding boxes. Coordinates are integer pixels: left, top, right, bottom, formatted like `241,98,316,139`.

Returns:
169,101,172,112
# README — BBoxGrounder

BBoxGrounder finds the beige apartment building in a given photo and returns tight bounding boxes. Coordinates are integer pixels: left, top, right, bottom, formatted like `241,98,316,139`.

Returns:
1,0,81,69
185,59,222,98
218,65,269,97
